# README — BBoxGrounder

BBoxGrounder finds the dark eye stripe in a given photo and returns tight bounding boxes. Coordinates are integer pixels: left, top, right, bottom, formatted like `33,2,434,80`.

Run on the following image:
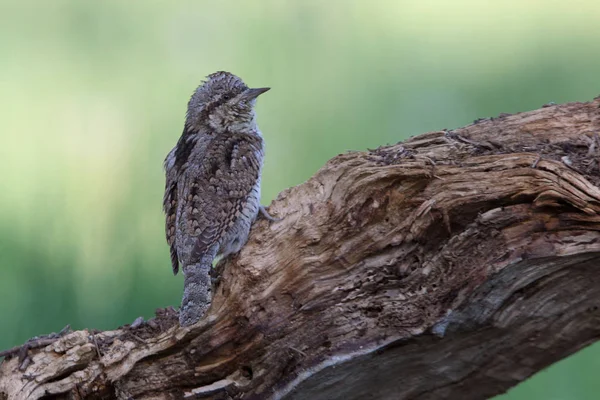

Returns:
192,86,246,127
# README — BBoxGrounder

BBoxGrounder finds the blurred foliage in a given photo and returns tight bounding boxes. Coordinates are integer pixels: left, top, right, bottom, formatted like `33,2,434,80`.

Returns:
1,1,600,398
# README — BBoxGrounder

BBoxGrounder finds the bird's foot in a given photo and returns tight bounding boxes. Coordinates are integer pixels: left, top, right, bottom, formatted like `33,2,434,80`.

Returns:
210,262,224,287
259,205,282,222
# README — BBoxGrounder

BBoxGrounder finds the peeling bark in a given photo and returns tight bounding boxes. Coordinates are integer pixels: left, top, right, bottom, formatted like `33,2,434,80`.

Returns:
2,98,600,399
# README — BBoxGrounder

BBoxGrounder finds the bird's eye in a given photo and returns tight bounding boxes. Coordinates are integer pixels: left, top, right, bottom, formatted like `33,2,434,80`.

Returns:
222,94,232,101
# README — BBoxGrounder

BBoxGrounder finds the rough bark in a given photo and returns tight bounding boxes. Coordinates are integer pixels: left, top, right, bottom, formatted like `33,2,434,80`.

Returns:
2,98,600,400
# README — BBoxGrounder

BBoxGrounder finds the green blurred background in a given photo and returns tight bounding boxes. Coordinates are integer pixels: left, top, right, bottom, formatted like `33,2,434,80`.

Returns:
1,1,599,398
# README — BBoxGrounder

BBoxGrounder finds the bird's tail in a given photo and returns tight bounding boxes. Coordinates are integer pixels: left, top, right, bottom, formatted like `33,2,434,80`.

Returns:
179,259,212,326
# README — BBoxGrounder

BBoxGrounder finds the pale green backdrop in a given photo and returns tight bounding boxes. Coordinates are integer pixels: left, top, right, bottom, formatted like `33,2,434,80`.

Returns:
1,1,599,398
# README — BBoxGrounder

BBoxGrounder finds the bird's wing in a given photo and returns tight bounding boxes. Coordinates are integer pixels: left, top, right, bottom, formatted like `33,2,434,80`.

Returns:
181,133,263,261
163,146,180,274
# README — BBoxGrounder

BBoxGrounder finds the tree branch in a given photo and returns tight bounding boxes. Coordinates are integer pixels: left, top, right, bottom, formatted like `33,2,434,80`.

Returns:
2,98,600,399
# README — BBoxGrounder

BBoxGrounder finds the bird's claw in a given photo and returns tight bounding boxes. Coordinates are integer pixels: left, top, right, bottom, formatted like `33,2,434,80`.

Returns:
259,206,282,222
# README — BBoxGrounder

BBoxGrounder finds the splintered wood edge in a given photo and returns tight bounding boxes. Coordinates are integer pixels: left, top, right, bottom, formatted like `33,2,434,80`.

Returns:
1,98,600,399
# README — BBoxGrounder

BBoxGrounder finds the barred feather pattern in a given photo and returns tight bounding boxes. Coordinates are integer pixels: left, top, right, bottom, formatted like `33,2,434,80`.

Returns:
163,71,268,326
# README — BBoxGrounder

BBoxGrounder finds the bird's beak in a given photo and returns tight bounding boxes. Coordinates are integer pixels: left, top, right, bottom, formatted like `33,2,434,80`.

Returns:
243,87,270,100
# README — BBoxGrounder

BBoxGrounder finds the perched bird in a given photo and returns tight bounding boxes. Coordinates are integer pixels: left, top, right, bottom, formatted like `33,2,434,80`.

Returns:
163,71,273,326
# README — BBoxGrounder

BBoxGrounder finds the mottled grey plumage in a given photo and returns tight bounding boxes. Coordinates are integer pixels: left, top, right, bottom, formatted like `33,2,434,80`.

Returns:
163,71,270,326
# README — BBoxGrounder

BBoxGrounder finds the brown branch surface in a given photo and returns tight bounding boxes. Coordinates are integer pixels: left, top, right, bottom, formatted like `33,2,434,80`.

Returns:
2,99,600,400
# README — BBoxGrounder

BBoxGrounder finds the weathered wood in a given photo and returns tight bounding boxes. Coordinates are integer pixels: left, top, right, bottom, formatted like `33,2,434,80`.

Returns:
2,98,600,400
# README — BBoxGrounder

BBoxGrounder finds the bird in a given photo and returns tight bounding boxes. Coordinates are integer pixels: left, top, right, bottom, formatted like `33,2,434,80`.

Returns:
163,71,274,326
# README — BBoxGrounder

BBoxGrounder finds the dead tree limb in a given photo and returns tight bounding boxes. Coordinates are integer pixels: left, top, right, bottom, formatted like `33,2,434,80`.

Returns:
2,98,600,400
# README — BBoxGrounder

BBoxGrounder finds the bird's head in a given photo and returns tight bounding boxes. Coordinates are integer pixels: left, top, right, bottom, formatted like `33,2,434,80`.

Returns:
186,71,269,133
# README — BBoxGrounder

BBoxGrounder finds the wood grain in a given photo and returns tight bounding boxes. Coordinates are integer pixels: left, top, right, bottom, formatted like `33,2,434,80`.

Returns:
2,98,600,399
